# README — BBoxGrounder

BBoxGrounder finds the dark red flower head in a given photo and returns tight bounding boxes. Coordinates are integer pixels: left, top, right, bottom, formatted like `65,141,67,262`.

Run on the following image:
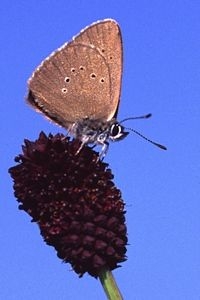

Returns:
9,132,127,277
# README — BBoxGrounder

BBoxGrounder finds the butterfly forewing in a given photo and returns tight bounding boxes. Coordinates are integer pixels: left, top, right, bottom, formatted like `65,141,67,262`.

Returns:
73,19,123,121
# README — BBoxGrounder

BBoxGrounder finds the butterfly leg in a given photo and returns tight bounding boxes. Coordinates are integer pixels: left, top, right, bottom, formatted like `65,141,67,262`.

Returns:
75,135,91,155
99,141,109,160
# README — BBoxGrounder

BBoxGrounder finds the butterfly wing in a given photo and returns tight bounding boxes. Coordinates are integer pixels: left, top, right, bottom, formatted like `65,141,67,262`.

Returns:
27,19,123,128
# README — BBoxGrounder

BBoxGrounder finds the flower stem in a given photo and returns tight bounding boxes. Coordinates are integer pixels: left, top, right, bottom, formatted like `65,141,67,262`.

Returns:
99,268,123,300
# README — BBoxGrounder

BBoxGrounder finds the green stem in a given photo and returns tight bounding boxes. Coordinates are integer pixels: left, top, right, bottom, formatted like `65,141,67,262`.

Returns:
99,268,123,300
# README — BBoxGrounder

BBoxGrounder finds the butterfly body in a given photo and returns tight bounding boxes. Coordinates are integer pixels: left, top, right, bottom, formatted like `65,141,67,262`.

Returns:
27,19,127,157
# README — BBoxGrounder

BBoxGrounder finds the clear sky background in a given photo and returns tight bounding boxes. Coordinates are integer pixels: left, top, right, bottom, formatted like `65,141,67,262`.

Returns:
1,1,199,299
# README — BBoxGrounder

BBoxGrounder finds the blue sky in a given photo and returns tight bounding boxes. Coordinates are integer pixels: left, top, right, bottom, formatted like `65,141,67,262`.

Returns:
1,1,199,299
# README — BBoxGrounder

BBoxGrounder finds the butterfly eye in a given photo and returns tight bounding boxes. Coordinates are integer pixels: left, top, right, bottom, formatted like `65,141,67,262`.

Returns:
110,123,129,141
110,124,121,137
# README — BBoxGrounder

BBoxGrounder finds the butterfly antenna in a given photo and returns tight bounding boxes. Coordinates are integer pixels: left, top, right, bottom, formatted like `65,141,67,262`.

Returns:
125,127,167,150
120,113,152,123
